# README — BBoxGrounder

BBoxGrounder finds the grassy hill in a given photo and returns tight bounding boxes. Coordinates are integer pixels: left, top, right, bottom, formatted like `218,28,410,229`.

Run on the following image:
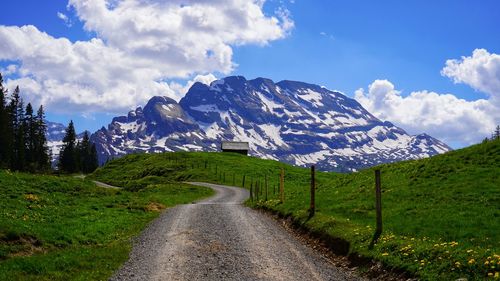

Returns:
90,139,500,280
0,171,213,280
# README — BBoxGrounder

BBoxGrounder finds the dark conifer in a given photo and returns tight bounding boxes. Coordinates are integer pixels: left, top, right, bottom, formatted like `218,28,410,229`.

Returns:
35,105,50,170
0,73,11,167
59,120,78,173
77,131,99,173
88,143,99,173
24,103,36,168
9,86,26,170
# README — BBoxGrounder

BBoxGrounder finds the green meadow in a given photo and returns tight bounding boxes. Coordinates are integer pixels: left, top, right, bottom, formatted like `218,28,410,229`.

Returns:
0,171,213,280
91,139,500,280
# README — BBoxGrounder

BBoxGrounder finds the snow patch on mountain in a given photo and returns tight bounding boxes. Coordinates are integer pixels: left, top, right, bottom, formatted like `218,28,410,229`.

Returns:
90,76,452,171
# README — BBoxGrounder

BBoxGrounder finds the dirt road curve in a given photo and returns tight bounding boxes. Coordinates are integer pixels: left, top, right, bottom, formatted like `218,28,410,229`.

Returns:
110,182,364,281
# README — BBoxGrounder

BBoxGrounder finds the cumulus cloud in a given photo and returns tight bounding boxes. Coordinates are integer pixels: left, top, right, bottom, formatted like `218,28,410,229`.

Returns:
355,80,499,145
355,49,500,146
441,49,500,104
0,0,293,113
168,73,218,101
57,12,72,27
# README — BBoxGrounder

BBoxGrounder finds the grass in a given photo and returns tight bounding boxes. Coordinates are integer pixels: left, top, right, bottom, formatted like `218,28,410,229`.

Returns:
90,139,500,280
0,170,213,280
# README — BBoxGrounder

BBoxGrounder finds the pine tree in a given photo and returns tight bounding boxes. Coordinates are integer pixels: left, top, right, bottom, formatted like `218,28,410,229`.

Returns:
0,73,11,167
9,86,26,171
76,131,99,173
35,105,50,170
24,103,36,169
89,143,98,173
59,120,77,173
77,132,88,173
495,125,500,141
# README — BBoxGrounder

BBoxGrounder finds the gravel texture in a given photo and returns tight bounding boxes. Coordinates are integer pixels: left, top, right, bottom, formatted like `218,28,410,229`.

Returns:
110,182,365,281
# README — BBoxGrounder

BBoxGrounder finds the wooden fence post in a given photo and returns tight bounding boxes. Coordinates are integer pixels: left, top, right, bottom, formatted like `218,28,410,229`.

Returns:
265,175,268,201
370,169,383,249
242,175,246,187
256,180,259,201
250,181,253,202
280,168,285,203
309,165,316,218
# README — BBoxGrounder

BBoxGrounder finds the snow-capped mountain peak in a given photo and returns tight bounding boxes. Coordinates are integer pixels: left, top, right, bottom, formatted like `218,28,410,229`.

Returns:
88,76,451,171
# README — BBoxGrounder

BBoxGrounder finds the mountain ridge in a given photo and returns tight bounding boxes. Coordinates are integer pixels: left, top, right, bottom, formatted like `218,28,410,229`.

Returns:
88,75,450,171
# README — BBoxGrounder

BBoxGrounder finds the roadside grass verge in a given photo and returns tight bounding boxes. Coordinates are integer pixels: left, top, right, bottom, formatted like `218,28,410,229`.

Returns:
0,170,213,280
90,139,500,280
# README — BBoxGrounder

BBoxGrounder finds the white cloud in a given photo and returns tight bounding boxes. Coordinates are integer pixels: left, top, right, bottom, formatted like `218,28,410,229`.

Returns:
68,0,293,76
57,12,72,27
319,31,334,40
441,49,500,105
0,0,293,113
168,73,218,101
356,49,500,146
355,79,499,145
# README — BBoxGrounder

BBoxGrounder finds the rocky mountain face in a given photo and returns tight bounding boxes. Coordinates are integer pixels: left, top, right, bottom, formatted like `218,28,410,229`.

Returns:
89,76,451,172
46,121,67,165
46,121,86,166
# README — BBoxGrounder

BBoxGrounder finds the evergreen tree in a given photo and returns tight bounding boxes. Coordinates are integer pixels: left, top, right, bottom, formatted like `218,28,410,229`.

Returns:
495,125,500,141
59,120,77,173
89,143,99,173
9,86,26,171
0,73,11,167
75,139,82,173
78,132,90,173
0,74,50,172
76,131,99,173
24,103,36,169
35,105,50,170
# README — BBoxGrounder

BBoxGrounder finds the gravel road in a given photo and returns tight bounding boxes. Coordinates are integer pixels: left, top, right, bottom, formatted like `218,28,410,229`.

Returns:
110,182,364,281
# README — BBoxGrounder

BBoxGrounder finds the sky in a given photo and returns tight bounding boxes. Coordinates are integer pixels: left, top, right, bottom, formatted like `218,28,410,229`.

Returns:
1,0,499,148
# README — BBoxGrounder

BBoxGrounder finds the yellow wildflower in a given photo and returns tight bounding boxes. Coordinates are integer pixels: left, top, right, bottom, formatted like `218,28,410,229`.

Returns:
381,253,389,256
468,259,475,264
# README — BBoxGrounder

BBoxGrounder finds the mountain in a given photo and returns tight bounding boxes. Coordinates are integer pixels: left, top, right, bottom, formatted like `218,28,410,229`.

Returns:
46,121,67,165
46,121,86,166
90,76,451,171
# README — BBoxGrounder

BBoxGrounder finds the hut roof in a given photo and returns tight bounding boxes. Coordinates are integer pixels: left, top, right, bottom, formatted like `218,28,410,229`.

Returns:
221,141,250,150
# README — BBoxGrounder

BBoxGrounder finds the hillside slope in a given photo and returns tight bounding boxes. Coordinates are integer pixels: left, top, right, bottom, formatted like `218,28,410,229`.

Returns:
0,171,212,280
91,139,500,280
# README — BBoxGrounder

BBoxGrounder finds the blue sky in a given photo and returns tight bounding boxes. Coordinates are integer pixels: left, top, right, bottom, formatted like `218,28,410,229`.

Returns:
1,0,499,147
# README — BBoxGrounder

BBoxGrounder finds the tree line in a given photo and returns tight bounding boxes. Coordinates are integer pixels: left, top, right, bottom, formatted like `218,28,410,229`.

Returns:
483,125,500,143
0,73,98,174
0,73,50,171
58,121,98,174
